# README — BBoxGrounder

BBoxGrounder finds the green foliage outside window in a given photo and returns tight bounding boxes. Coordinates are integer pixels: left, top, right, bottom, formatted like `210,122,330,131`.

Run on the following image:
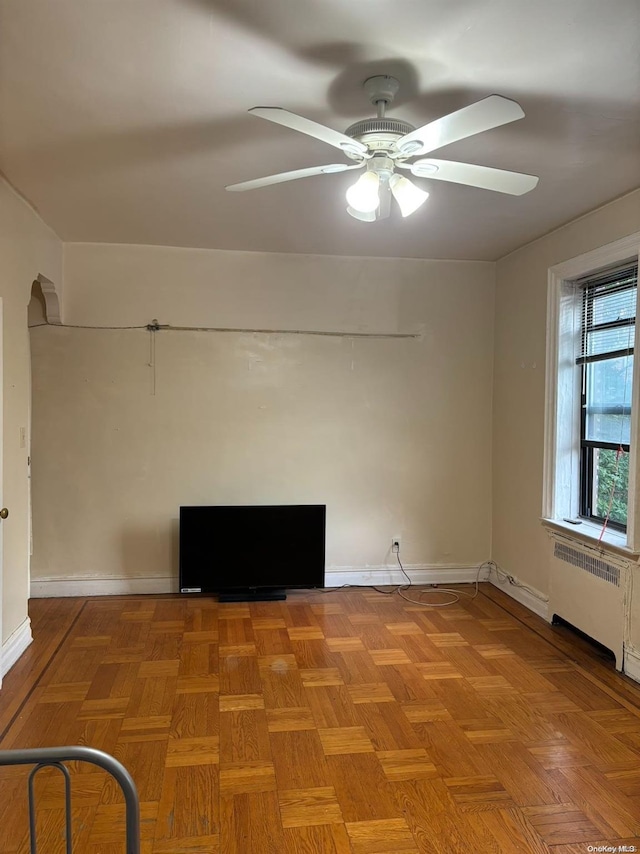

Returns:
595,448,629,526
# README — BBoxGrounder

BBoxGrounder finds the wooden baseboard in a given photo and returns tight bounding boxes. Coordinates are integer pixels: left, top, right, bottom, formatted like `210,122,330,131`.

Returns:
325,564,488,588
487,571,549,620
1,618,33,679
31,576,175,597
624,645,640,683
31,564,488,598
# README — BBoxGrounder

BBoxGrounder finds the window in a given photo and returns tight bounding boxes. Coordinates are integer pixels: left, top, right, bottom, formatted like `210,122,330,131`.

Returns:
577,266,637,530
544,233,640,549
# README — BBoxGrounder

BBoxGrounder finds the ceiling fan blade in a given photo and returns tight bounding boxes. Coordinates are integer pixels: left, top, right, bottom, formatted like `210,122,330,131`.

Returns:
395,95,525,157
249,107,367,156
405,158,538,195
226,162,364,192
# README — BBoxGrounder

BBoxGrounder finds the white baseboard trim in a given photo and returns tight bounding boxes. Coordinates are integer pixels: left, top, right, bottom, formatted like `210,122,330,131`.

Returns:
31,575,175,598
31,565,487,598
487,571,549,621
624,645,640,683
2,617,33,678
325,564,488,588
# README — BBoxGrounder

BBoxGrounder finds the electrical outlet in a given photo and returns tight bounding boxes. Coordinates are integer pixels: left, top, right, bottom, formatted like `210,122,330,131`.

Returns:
391,537,401,553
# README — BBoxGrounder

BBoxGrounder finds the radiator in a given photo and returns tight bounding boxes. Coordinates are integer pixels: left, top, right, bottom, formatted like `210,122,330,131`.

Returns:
548,536,628,670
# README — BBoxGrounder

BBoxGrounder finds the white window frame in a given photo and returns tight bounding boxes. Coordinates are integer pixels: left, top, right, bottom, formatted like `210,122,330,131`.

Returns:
543,232,640,552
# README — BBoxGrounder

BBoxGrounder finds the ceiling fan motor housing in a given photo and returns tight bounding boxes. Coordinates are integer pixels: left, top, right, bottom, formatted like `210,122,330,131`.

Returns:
343,118,416,159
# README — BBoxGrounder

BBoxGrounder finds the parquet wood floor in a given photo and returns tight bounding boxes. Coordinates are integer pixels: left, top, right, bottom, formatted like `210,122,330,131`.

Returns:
2,585,640,852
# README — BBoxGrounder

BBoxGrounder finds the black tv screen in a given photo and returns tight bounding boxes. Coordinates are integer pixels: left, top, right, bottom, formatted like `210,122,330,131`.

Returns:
179,504,326,600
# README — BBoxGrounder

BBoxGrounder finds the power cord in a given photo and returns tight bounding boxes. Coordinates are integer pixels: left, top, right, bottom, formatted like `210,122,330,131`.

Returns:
312,552,547,608
311,583,395,595
29,322,149,330
396,552,484,607
312,551,489,606
484,559,548,603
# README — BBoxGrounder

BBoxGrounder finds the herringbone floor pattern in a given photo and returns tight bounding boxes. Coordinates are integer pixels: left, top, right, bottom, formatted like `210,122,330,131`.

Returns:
1,585,640,852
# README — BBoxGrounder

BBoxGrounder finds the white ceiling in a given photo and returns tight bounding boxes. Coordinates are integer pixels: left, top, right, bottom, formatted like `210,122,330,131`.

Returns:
1,0,639,261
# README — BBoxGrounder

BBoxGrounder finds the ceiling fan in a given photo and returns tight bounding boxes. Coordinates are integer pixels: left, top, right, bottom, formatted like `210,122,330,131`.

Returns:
225,75,539,221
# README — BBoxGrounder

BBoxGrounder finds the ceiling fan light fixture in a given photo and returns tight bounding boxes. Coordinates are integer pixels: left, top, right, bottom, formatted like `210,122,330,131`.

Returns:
345,170,380,213
389,174,429,217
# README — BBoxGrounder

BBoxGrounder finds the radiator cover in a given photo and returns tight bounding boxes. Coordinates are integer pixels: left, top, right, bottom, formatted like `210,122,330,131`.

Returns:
548,539,625,670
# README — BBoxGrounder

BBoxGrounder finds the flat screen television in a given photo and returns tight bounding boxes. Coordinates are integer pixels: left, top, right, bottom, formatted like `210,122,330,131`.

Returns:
179,504,326,601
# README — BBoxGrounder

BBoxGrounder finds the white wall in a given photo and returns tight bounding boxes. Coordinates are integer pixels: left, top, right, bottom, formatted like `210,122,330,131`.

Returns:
29,244,495,590
492,189,640,598
0,177,62,645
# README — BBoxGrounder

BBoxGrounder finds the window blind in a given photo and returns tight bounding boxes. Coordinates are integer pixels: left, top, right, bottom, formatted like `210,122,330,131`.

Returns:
576,262,637,448
576,263,638,365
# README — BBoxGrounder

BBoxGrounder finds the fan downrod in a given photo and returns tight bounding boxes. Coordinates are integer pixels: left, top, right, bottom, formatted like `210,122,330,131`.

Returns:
343,76,414,158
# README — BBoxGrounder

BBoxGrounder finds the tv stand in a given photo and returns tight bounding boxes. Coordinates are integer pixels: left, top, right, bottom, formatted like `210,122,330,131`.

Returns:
218,588,287,602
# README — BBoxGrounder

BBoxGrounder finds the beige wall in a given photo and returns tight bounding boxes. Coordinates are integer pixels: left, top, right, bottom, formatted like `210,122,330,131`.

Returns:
492,189,640,596
30,244,495,586
0,177,62,643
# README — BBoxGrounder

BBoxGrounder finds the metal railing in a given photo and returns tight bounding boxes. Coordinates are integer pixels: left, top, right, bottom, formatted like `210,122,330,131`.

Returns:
0,746,140,854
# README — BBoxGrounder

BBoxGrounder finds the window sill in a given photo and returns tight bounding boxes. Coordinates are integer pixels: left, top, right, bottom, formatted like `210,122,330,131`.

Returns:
541,517,640,559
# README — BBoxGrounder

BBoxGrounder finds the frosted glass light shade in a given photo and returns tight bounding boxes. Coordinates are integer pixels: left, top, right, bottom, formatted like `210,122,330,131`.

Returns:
389,174,429,217
347,206,377,222
345,171,380,213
